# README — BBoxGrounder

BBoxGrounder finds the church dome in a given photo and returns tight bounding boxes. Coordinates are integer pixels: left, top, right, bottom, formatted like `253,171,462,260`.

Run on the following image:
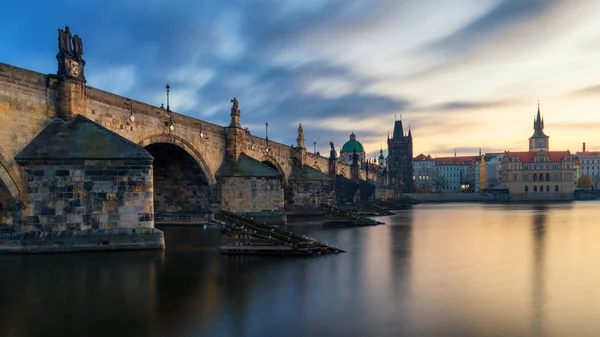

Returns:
341,133,365,153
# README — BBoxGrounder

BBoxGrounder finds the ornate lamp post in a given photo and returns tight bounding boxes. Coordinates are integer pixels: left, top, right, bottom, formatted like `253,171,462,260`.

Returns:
166,84,174,131
265,122,269,152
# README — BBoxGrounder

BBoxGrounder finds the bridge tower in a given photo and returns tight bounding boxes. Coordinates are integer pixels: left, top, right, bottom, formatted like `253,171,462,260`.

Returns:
55,26,86,120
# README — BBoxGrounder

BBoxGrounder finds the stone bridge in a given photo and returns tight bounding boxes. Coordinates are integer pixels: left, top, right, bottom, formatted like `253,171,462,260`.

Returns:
0,27,379,234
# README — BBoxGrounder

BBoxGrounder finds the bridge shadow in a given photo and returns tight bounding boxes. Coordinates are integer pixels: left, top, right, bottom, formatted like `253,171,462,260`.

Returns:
145,143,213,223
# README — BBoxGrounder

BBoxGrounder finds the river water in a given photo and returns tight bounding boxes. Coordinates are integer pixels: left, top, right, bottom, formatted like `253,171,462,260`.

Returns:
1,202,600,337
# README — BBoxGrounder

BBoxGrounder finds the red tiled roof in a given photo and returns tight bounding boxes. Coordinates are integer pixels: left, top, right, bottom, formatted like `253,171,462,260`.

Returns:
414,153,433,161
504,151,570,163
578,151,600,156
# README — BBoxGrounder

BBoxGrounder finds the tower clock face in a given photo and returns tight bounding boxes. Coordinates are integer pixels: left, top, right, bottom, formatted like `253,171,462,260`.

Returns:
68,59,80,77
538,141,544,147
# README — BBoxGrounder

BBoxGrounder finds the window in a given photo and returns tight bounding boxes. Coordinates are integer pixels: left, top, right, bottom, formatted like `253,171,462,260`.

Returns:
555,185,559,192
533,173,538,181
534,186,538,192
513,174,518,181
554,174,559,180
525,186,529,193
546,185,550,192
540,185,543,192
539,173,544,181
546,173,551,181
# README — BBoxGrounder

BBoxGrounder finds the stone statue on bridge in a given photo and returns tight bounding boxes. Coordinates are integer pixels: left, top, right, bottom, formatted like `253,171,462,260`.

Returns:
330,142,337,159
58,26,73,54
231,97,239,114
298,123,303,137
72,34,83,59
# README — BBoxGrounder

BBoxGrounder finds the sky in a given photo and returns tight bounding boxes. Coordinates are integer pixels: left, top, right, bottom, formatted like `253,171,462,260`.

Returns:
2,0,600,159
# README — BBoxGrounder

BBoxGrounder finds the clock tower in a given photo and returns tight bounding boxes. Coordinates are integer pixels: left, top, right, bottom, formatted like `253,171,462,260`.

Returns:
528,103,549,152
55,26,86,120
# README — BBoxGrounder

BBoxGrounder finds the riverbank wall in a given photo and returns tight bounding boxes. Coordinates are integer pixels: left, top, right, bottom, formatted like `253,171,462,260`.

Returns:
404,193,495,203
0,228,164,253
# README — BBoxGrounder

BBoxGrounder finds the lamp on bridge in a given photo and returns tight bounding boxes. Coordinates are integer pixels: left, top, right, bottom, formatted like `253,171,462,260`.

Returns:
166,84,174,131
129,101,135,122
265,122,270,153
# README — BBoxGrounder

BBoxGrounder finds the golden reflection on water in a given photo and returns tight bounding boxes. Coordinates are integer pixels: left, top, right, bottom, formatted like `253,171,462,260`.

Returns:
406,203,600,337
3,204,600,337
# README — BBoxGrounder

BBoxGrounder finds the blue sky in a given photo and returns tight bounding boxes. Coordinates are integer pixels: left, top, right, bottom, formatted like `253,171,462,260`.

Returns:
3,0,600,158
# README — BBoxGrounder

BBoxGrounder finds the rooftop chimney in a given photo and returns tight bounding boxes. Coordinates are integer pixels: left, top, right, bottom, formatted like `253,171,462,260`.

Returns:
583,142,586,153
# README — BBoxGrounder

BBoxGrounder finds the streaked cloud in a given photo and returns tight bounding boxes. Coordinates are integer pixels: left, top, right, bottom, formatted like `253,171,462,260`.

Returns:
2,0,600,157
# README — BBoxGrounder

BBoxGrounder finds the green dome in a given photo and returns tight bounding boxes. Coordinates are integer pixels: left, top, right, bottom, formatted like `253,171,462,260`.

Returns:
341,140,365,153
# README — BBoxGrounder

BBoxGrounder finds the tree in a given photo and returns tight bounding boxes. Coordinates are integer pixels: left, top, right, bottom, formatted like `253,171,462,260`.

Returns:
578,175,593,189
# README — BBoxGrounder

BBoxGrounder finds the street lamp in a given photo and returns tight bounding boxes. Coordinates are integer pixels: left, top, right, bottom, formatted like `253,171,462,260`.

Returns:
314,141,316,154
265,122,269,140
166,84,170,112
166,84,174,131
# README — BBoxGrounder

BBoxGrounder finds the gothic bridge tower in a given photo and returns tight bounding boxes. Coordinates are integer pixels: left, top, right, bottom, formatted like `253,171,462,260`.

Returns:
387,118,414,192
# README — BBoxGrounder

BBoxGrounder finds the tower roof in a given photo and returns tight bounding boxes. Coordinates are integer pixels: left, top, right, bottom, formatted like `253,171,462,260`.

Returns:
531,104,548,139
392,120,404,140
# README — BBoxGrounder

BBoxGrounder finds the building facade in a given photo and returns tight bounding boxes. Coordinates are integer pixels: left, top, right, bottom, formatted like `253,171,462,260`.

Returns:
576,151,600,187
499,106,575,200
413,154,435,192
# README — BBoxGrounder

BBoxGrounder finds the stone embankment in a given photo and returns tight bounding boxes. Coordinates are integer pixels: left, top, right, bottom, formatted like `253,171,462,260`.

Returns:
0,228,164,253
404,193,494,203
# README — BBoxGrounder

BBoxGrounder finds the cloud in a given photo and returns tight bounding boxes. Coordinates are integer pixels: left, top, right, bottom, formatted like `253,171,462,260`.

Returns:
415,99,520,112
552,122,600,131
423,0,560,56
3,0,600,156
568,84,600,97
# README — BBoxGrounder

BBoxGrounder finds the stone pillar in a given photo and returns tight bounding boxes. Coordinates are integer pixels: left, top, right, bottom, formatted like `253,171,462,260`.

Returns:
225,98,245,162
293,123,306,168
329,145,338,178
351,149,359,182
56,26,86,120
225,126,246,162
229,97,241,128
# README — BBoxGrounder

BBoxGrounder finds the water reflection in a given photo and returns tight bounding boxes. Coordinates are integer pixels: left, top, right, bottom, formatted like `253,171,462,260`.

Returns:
531,205,547,337
2,203,600,337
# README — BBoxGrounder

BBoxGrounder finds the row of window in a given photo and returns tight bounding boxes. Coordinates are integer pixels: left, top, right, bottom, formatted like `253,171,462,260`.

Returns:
516,173,561,181
524,185,560,192
581,159,600,164
519,164,561,170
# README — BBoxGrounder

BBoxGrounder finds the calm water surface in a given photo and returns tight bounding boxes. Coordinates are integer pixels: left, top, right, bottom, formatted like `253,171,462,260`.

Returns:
2,202,600,337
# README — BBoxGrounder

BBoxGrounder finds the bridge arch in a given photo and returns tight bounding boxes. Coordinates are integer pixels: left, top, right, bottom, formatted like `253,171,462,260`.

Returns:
0,146,22,225
339,168,350,179
139,134,215,185
260,154,286,182
139,134,215,220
